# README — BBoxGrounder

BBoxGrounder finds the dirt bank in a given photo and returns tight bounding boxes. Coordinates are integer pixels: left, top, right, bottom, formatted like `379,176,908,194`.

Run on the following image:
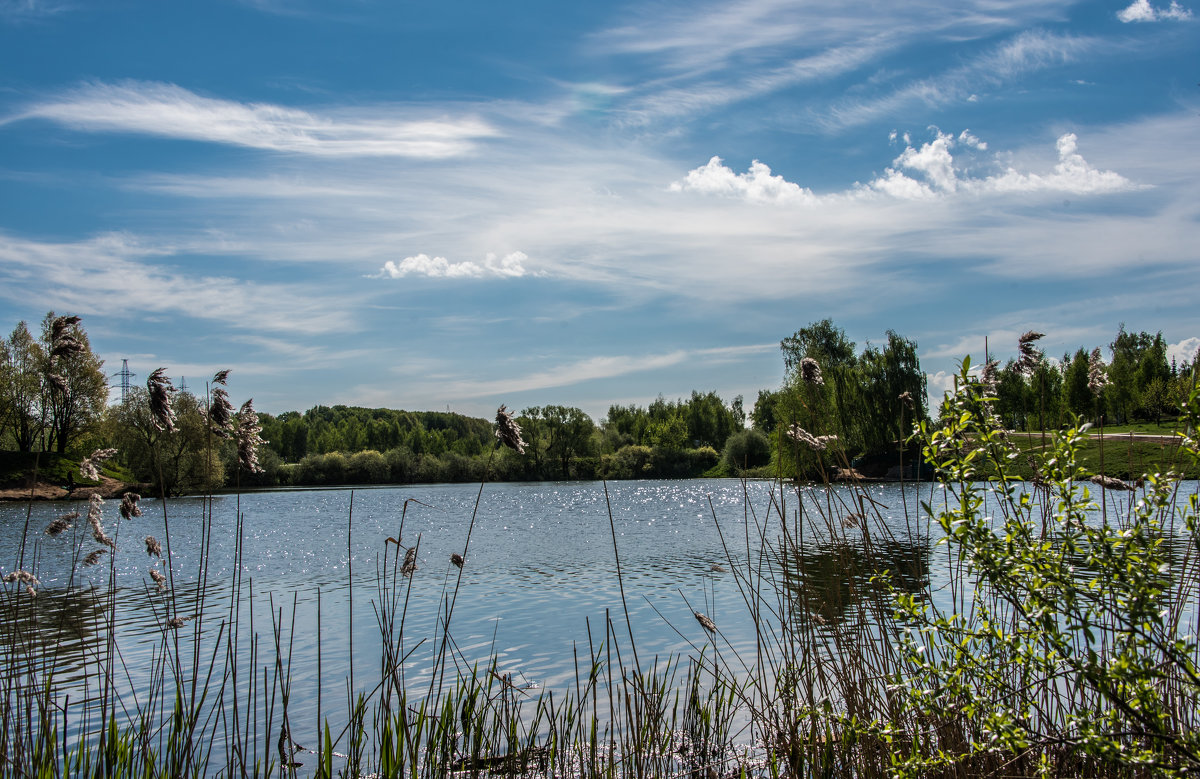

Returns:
0,475,142,502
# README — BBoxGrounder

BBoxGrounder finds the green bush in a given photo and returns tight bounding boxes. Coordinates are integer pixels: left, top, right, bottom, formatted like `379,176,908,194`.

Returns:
883,360,1200,777
720,428,771,472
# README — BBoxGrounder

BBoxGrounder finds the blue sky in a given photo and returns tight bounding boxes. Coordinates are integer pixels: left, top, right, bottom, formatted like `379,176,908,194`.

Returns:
1,0,1197,421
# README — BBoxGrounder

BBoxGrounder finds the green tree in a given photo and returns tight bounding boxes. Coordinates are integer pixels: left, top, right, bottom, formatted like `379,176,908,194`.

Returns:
3,322,46,452
107,388,224,496
39,313,108,454
1062,348,1092,420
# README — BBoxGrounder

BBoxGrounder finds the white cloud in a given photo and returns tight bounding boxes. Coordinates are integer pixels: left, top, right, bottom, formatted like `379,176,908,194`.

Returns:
4,81,499,158
405,343,776,399
1168,337,1200,366
669,156,815,204
984,133,1138,194
676,130,1139,206
1118,0,1193,22
376,251,529,279
817,30,1094,132
0,231,354,334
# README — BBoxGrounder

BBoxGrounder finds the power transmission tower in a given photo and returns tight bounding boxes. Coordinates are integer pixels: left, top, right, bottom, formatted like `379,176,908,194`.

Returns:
115,359,136,404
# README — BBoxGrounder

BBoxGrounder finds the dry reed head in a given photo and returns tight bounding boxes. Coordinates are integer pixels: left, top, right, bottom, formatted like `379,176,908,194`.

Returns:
1090,473,1135,492
898,390,914,409
401,547,418,577
494,405,526,454
145,536,162,558
1088,348,1109,397
166,616,184,629
450,552,464,569
212,369,231,385
119,493,142,520
46,511,79,536
83,549,107,566
1016,330,1045,377
979,359,1000,395
236,399,265,473
149,567,167,591
208,386,234,437
786,424,836,451
49,315,84,362
80,448,118,482
4,570,39,586
843,512,865,528
798,357,824,385
46,373,68,395
87,493,114,548
694,611,717,634
147,368,177,432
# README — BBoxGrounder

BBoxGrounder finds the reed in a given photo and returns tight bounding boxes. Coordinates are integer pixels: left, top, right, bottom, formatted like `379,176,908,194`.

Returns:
2,372,1198,777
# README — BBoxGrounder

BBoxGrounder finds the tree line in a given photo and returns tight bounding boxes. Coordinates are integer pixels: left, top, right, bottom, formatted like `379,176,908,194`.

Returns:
2,312,1195,493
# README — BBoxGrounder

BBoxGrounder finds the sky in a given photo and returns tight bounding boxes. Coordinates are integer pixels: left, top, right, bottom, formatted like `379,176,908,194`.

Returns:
1,0,1197,422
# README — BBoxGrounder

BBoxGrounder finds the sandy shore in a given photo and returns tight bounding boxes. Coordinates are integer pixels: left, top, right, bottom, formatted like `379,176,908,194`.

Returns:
0,475,140,501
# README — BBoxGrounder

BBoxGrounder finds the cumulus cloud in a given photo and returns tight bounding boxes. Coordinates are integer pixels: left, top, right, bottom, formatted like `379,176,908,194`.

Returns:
1117,0,1193,22
668,156,816,204
3,80,498,158
376,251,529,279
1168,336,1200,366
675,130,1139,206
984,133,1138,194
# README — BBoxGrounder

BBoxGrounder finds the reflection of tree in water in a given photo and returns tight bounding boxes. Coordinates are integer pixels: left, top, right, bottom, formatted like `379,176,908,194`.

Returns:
1,585,107,684
778,536,931,628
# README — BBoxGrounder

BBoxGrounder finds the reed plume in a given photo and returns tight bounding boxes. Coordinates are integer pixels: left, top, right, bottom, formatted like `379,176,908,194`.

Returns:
1016,330,1045,377
83,549,106,566
979,358,1000,395
87,493,114,548
401,546,418,577
147,368,177,432
798,356,823,385
4,570,39,586
450,552,464,569
235,399,265,473
45,511,79,536
119,492,142,520
1088,348,1109,396
79,447,118,482
208,370,235,437
145,535,163,558
494,405,526,454
694,611,717,634
149,567,167,591
49,315,84,361
786,424,836,451
46,373,68,395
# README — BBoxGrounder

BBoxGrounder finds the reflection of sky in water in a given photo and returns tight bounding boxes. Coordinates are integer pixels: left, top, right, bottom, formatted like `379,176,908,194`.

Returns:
3,478,1197,765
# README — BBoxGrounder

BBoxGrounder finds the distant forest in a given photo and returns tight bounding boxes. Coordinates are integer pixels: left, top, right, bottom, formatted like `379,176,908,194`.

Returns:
2,315,1195,494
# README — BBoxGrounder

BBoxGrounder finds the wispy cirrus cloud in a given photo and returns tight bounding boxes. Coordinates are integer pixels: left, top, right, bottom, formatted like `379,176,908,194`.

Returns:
402,343,777,400
0,0,69,21
3,81,499,158
817,30,1096,131
1117,0,1193,22
0,231,354,334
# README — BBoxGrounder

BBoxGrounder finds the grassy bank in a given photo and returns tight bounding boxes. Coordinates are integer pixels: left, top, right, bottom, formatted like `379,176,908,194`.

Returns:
3,375,1200,777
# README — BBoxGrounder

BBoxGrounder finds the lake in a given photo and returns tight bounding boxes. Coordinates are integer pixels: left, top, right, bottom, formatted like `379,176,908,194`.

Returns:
2,476,1195,773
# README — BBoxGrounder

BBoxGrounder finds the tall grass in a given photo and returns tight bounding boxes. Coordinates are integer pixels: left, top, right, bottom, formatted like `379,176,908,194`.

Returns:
3,373,1199,777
